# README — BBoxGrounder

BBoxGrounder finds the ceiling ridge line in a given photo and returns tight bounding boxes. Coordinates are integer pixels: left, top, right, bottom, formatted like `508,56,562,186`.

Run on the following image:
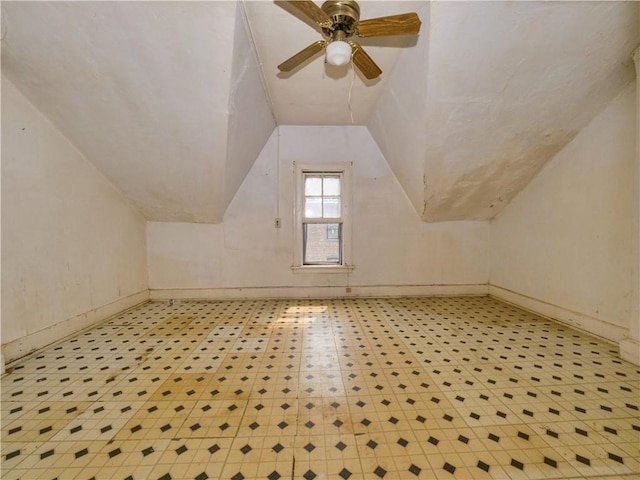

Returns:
238,0,278,127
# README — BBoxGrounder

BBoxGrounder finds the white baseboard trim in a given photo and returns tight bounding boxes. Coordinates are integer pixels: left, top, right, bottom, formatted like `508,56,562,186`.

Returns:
619,338,640,366
489,284,627,343
2,290,150,366
149,284,489,301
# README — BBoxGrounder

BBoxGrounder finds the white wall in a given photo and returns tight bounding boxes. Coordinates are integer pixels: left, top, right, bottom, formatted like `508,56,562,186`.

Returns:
490,82,636,342
1,78,149,363
148,126,489,298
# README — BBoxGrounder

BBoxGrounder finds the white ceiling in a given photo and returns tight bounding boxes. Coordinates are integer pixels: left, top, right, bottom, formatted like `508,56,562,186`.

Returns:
2,1,638,223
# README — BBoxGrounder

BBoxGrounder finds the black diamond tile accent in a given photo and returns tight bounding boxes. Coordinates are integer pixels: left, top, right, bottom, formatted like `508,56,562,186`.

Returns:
142,446,154,456
510,459,524,470
608,452,624,464
6,450,21,460
543,457,557,468
160,424,171,432
303,470,317,480
108,448,122,458
249,422,259,430
208,444,220,455
158,474,171,480
75,448,89,459
331,401,340,408
277,421,288,430
416,415,426,423
305,420,315,429
443,462,456,474
361,418,371,427
546,429,558,439
470,412,480,420
304,443,315,452
517,431,529,440
458,435,469,444
408,464,421,476
428,436,439,445
231,474,245,480
240,444,252,454
40,449,54,460
272,443,284,453
367,439,378,449
477,460,490,472
280,403,290,410
373,466,387,478
339,468,352,479
175,445,188,455
604,426,617,435
195,473,208,480
397,437,409,447
268,472,281,480
333,419,344,427
71,425,83,434
190,423,201,432
388,416,399,424
575,428,587,436
381,399,391,406
335,441,347,451
219,422,230,431
488,433,500,442
576,455,590,466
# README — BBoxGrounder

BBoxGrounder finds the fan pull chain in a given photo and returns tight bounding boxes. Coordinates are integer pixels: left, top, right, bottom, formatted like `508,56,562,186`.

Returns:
347,50,356,124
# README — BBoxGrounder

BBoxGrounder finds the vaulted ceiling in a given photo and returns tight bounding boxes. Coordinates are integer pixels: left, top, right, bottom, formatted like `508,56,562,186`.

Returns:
2,1,638,223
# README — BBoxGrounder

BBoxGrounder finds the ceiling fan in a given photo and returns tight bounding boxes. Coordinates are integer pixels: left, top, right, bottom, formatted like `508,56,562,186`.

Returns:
277,0,421,80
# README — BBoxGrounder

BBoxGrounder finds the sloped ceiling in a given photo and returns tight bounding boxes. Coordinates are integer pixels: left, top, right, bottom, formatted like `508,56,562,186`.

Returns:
2,1,638,224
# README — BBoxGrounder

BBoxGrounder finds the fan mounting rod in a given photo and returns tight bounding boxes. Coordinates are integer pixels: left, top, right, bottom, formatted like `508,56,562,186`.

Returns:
321,0,360,39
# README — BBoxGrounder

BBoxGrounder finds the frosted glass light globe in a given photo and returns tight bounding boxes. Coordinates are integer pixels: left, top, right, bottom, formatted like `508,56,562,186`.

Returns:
326,40,352,66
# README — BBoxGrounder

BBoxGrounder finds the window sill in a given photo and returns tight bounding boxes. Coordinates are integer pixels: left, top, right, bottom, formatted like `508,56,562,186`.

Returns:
291,265,354,274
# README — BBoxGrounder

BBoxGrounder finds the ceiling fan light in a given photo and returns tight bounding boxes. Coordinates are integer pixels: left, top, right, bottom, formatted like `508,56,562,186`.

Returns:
326,40,352,66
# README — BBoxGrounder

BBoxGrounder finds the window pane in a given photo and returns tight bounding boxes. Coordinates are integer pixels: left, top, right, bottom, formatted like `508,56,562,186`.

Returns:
323,198,341,218
305,198,322,218
303,223,341,265
323,176,340,196
304,176,322,196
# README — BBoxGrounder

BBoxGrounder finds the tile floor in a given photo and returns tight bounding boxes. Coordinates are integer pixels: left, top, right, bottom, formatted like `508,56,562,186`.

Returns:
1,296,639,480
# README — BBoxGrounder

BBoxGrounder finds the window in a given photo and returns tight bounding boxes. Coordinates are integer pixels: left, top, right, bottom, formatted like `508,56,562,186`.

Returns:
293,163,353,271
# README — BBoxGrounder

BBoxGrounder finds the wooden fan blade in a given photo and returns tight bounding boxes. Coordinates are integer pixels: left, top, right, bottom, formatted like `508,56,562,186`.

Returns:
349,42,382,79
281,0,333,28
356,12,421,37
278,40,326,72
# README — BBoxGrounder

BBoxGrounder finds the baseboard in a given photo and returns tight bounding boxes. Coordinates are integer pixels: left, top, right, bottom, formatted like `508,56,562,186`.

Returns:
149,283,489,301
619,338,640,366
489,284,627,343
2,289,150,366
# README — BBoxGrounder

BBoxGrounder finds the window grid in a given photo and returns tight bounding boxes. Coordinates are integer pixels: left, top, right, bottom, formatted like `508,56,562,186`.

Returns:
302,172,343,266
303,173,342,223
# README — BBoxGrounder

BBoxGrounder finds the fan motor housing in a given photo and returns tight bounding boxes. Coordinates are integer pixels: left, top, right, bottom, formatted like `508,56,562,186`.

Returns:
321,0,360,39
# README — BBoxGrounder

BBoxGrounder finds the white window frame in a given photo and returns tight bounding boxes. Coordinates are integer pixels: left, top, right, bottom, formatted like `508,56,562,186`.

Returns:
292,162,354,272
